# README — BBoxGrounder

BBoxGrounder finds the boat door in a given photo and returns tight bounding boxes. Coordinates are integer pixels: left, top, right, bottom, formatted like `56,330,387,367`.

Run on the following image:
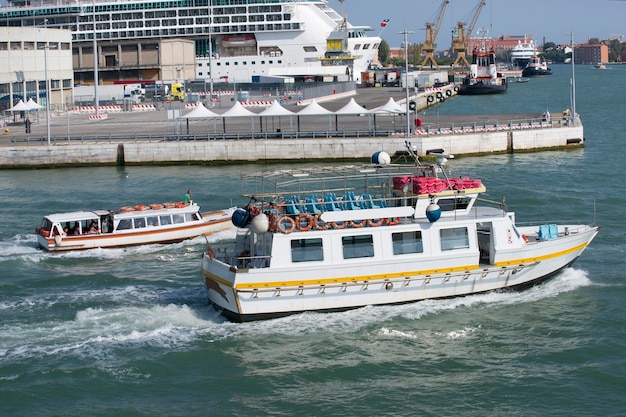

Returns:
477,222,495,265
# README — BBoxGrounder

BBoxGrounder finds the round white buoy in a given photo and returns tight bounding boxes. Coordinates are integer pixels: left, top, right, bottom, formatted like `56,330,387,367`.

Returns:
250,213,269,233
371,151,391,165
426,202,442,223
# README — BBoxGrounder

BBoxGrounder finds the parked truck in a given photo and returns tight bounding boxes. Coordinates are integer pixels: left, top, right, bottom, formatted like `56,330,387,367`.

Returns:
73,83,144,105
169,83,185,101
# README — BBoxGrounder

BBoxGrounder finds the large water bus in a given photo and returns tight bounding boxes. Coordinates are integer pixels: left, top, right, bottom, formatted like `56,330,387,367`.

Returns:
201,145,599,322
36,202,235,252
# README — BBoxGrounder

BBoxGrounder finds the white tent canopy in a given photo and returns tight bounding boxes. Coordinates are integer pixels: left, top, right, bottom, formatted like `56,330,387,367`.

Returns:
296,99,333,115
259,100,295,116
373,97,406,114
181,102,218,118
334,97,370,115
220,100,257,117
25,98,44,110
7,99,29,112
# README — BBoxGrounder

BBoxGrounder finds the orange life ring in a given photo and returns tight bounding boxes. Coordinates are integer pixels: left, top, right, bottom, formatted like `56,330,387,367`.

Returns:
163,202,176,209
120,206,134,213
367,218,383,227
277,216,296,234
150,203,164,210
350,219,366,228
330,221,346,230
296,213,313,231
385,217,400,226
134,205,148,211
313,213,327,230
175,201,187,208
522,234,529,243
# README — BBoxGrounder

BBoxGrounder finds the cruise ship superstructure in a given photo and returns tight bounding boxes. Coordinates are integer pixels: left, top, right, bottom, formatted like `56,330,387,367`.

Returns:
0,0,381,84
510,35,537,69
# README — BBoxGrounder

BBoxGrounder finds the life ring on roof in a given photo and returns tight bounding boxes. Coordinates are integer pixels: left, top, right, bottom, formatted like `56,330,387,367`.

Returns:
427,95,435,103
134,205,148,211
120,206,134,213
163,202,176,208
150,203,164,210
175,201,187,208
277,216,296,234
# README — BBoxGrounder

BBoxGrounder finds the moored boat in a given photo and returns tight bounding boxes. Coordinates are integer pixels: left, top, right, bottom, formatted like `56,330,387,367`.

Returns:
201,145,600,322
510,35,538,69
36,203,235,252
522,55,552,76
458,42,507,95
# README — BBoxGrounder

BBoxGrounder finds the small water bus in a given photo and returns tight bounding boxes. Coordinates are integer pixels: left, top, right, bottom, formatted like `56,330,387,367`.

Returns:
36,202,235,252
201,145,600,322
522,55,552,77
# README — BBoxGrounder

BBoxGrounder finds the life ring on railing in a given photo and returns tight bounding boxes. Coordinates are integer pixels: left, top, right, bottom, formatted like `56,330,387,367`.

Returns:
175,201,187,208
385,217,400,226
150,203,164,210
277,216,296,234
427,95,434,103
120,206,134,213
522,234,529,244
313,213,327,230
134,205,148,211
367,218,383,227
297,213,313,231
446,89,452,97
350,219,366,228
330,221,346,229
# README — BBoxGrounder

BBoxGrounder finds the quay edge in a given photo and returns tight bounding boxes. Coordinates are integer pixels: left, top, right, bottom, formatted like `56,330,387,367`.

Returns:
0,123,584,169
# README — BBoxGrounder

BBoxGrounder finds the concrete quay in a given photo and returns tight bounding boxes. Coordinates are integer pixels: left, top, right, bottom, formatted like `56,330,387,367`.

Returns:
0,87,584,168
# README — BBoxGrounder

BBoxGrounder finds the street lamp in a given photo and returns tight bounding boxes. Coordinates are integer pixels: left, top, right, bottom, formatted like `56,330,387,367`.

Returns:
43,43,51,145
399,30,414,138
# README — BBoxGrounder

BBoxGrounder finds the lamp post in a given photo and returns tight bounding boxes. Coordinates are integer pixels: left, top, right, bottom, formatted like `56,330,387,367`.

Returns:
399,30,414,138
44,43,51,145
93,0,99,115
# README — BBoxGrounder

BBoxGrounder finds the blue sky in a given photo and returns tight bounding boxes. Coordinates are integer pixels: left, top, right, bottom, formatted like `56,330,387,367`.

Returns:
335,0,626,47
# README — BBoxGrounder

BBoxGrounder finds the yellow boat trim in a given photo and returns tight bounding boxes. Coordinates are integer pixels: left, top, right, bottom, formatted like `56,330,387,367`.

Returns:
229,264,478,290
494,241,588,267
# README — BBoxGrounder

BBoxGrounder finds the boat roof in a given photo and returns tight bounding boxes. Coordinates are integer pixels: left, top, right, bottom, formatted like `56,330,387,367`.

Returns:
44,210,109,222
44,204,200,222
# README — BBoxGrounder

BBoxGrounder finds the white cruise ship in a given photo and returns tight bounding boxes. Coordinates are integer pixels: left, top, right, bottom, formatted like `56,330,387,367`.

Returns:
510,35,538,69
0,0,381,84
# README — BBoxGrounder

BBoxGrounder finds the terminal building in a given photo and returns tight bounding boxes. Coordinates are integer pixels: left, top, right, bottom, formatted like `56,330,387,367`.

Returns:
0,27,74,112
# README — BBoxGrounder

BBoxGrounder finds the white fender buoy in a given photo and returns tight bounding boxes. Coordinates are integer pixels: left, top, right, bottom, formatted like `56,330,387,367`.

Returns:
426,202,442,223
250,213,269,234
54,235,62,246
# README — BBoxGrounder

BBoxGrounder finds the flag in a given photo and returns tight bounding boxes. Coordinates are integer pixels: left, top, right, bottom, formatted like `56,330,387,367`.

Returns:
380,19,389,28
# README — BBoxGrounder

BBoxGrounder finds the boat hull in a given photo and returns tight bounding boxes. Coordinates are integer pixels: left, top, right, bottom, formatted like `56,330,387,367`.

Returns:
522,68,552,77
202,225,599,322
458,83,507,95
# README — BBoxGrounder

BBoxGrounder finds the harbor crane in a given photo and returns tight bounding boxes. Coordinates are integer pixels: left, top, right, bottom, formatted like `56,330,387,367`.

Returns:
450,0,485,72
419,0,449,70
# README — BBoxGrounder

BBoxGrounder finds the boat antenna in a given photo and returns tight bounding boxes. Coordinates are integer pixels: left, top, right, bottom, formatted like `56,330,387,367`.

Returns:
404,141,422,166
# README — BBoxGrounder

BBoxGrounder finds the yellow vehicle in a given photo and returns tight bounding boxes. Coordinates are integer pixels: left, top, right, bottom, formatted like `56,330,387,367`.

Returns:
169,83,185,101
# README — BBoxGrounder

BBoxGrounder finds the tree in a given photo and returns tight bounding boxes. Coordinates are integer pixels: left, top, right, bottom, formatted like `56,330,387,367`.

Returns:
607,39,623,62
378,39,390,66
588,37,601,45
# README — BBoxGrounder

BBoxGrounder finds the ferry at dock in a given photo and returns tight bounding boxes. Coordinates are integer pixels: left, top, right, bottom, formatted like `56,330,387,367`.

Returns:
36,203,235,252
201,145,599,322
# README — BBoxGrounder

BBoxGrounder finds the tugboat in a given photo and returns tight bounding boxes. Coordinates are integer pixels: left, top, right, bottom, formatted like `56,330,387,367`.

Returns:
458,35,507,95
200,144,599,322
522,55,552,76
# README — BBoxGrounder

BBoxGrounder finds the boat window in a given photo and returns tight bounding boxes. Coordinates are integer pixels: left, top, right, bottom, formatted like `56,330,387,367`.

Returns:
172,214,185,224
290,238,323,262
392,231,423,255
117,219,132,230
440,227,469,251
41,218,53,231
342,234,374,259
146,216,159,227
438,197,471,211
160,215,172,225
134,218,146,228
184,213,195,222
